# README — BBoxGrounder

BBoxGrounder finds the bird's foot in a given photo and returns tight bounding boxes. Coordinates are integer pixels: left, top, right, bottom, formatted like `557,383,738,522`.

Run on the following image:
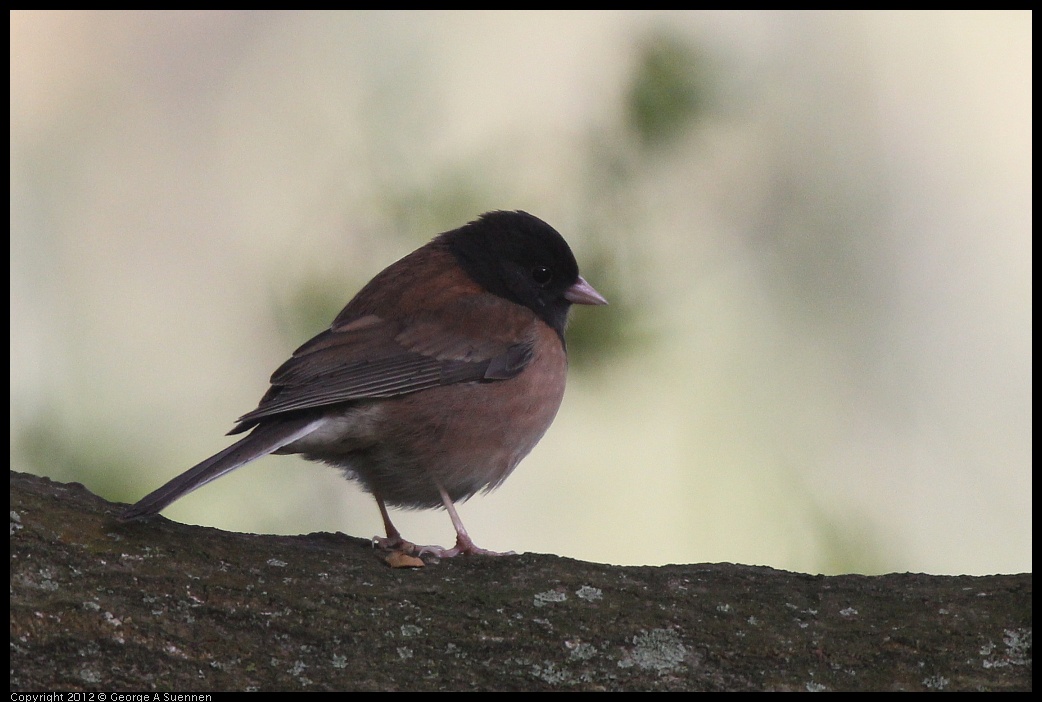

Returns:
372,534,419,552
372,534,514,558
415,534,515,558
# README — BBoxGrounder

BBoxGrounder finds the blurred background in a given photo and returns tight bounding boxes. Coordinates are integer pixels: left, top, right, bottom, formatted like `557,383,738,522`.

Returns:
10,11,1030,575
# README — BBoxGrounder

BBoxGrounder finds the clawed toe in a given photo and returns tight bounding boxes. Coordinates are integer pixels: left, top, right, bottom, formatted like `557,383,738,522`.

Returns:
372,534,513,558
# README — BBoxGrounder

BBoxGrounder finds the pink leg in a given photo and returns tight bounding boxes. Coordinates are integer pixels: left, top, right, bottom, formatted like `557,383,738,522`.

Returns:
370,492,439,553
370,486,514,557
413,483,515,557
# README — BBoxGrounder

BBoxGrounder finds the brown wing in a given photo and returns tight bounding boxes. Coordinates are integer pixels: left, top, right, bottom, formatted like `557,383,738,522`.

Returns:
229,295,538,434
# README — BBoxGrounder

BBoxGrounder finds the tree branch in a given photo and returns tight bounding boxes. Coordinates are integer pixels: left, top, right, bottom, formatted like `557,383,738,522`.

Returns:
10,471,1031,691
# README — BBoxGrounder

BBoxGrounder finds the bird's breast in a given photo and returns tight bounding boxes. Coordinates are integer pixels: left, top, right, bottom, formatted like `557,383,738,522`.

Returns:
282,322,568,509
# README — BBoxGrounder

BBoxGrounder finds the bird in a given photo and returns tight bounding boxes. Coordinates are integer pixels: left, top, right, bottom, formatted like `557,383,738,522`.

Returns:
120,210,607,557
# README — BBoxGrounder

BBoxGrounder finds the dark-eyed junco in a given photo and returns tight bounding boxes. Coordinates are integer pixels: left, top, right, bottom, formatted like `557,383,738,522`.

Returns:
121,210,606,557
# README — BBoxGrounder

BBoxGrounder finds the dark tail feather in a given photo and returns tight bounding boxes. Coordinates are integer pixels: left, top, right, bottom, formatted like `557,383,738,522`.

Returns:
119,417,321,521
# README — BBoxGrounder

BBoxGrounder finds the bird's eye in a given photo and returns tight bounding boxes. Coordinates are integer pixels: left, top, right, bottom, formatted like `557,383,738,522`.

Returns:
531,266,553,286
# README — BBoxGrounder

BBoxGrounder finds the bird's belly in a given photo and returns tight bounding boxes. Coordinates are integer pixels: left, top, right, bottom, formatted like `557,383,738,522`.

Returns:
286,339,568,509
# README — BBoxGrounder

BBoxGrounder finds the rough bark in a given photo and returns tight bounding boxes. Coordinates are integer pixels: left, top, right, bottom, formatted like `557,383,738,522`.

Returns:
10,471,1031,691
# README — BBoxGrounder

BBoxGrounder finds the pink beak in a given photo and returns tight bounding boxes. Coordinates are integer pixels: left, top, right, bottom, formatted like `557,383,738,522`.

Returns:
564,276,608,306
